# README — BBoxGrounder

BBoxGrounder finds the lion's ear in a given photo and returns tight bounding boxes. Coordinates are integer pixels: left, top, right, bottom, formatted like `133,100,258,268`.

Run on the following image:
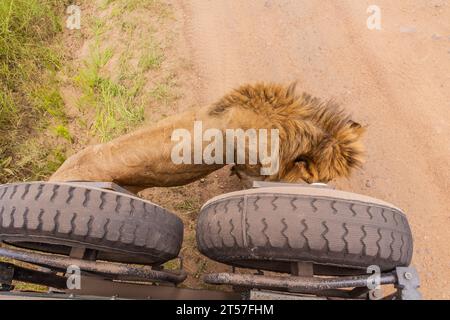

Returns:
286,81,298,97
348,120,361,129
347,120,366,137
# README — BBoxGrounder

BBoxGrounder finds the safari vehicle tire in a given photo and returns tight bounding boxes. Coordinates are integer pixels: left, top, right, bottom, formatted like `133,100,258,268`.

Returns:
0,182,183,265
196,186,413,274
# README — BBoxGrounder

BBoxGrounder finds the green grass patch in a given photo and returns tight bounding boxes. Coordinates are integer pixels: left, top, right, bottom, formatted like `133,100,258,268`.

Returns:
0,90,17,127
139,48,164,71
74,0,175,142
31,86,66,120
53,125,72,142
75,43,145,142
0,0,71,183
0,0,64,87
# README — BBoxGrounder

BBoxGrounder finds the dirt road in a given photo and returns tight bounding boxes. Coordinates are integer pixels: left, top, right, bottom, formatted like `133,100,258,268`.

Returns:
177,0,450,299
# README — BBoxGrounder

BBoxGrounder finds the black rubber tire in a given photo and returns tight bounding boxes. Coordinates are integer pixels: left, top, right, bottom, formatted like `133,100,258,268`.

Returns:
0,182,183,265
196,186,413,274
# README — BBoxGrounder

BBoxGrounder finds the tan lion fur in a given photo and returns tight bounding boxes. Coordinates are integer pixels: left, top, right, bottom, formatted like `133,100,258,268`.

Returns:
49,82,365,188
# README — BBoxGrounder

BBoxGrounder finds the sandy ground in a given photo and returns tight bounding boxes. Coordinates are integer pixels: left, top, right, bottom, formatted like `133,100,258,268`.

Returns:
167,0,450,299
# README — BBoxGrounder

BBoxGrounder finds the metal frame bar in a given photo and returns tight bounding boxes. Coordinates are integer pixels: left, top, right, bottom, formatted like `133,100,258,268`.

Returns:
204,272,397,293
203,266,422,300
0,246,186,284
395,267,422,300
0,262,67,289
0,245,422,300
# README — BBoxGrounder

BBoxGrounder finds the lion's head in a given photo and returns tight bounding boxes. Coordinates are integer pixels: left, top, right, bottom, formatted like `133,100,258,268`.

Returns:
214,82,366,184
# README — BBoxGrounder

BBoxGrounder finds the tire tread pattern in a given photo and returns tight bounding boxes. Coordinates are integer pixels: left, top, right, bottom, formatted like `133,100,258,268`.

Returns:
197,193,413,271
0,183,183,264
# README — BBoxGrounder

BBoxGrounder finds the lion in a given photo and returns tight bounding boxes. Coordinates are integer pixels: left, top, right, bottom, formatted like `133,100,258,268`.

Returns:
49,82,365,190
